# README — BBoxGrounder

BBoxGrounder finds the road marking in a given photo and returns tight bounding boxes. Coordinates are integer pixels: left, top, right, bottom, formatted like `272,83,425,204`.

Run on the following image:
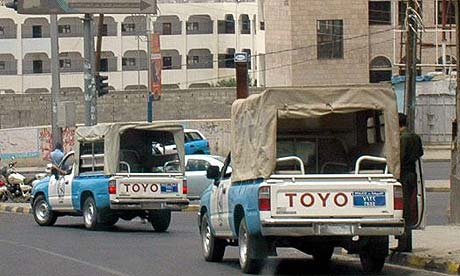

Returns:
0,239,131,276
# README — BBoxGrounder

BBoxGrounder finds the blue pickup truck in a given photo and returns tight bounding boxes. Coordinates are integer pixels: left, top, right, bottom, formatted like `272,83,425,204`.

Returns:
198,86,425,274
31,122,189,231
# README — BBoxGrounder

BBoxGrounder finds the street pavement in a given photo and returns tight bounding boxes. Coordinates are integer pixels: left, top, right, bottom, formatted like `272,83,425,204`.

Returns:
0,212,450,276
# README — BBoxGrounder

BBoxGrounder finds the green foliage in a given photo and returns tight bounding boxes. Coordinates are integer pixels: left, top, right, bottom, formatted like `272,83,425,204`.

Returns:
215,77,255,87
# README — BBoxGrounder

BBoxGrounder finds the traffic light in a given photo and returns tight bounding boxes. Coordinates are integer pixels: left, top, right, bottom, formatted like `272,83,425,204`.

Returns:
4,0,18,10
95,74,109,97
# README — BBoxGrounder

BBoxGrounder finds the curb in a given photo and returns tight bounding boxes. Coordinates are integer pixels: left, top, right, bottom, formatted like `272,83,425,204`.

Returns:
0,203,32,215
388,251,460,275
0,203,200,215
426,187,451,192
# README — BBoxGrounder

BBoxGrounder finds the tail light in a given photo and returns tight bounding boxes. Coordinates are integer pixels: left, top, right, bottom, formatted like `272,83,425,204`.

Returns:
108,180,117,195
393,185,403,210
0,181,5,187
258,186,271,211
182,179,188,194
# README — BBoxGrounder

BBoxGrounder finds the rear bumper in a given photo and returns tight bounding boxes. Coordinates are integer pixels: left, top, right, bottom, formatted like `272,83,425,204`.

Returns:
110,198,189,211
260,218,404,236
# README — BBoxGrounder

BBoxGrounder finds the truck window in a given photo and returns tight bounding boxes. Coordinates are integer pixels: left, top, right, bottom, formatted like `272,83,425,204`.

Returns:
80,141,104,173
120,129,181,173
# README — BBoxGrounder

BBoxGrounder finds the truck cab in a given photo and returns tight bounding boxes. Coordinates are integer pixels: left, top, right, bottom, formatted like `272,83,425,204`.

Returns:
31,122,189,231
198,85,426,273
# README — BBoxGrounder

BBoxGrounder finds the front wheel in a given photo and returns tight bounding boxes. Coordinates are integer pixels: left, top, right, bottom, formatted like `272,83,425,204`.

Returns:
149,209,171,232
312,246,334,265
359,236,389,273
239,218,265,274
83,196,100,230
201,215,225,262
32,195,57,226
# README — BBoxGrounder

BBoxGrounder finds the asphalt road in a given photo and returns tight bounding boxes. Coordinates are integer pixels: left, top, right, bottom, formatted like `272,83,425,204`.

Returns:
0,212,448,276
423,160,451,180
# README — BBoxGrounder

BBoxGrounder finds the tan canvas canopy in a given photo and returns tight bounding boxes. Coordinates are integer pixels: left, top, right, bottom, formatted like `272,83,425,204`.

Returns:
74,122,185,175
231,84,400,182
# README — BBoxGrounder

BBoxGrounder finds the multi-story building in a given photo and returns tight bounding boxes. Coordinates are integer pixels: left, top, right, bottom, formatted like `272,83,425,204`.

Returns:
0,0,265,93
263,0,456,87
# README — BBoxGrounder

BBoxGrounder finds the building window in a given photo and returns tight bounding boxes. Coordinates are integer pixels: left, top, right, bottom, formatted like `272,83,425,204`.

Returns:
370,56,392,83
399,1,423,26
59,59,71,68
317,20,343,59
186,22,199,31
122,57,136,67
99,24,108,36
0,61,5,70
241,15,251,34
100,58,108,72
32,25,42,38
163,56,172,69
162,23,172,35
122,23,136,33
0,26,4,36
58,24,71,34
435,55,456,71
260,21,265,30
33,60,43,73
369,1,391,25
188,56,200,65
436,1,455,25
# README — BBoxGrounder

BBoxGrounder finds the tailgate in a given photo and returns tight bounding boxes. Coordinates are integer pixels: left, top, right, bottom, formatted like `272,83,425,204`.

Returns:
115,176,184,199
271,180,395,218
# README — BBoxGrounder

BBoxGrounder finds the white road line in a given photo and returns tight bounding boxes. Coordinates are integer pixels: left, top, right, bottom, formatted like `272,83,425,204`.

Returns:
0,239,132,276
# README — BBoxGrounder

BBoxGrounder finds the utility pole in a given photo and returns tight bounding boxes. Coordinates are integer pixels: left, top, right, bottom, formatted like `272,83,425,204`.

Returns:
147,13,153,122
94,14,104,74
404,0,418,131
83,14,96,126
50,14,62,145
450,0,460,224
235,52,249,99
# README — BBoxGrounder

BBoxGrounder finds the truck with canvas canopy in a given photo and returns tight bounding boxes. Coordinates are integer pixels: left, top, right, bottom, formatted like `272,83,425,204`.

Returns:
31,122,189,231
198,85,426,273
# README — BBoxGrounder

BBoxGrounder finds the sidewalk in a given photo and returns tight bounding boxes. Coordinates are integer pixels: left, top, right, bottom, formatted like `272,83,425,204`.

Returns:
388,226,460,274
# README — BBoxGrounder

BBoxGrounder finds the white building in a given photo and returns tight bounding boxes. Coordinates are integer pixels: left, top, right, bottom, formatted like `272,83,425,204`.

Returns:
0,0,265,93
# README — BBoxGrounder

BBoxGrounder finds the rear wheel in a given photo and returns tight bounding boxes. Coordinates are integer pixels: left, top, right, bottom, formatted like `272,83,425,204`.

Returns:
239,218,264,274
201,215,225,262
33,195,57,226
83,196,101,230
149,209,171,232
359,236,389,273
102,214,119,226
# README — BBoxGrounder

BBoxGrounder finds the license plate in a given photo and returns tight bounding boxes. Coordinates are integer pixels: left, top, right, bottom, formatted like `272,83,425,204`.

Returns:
161,183,178,193
353,191,385,207
320,224,352,235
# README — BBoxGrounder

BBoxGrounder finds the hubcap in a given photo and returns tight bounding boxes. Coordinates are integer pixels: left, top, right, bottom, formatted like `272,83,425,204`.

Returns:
36,200,49,222
202,222,211,255
84,201,94,225
239,226,248,266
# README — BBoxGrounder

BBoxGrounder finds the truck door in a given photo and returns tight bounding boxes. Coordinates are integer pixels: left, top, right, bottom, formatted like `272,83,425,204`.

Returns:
210,154,233,237
48,152,75,211
413,159,426,229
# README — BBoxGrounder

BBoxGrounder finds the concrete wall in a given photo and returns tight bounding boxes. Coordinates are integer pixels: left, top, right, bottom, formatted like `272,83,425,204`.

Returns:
0,119,231,167
0,88,263,129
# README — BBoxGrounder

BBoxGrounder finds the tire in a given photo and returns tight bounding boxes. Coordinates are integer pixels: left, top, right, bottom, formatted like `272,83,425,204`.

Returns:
238,218,264,274
83,196,100,230
359,236,389,273
201,215,225,262
102,214,119,227
32,195,57,226
149,209,171,232
312,246,334,265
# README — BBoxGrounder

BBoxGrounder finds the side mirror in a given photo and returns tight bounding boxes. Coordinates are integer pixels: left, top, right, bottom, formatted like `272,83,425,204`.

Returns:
206,166,220,181
45,163,52,175
51,167,59,180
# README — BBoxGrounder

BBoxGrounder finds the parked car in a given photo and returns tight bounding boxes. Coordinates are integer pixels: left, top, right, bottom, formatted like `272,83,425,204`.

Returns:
185,155,230,199
156,129,210,155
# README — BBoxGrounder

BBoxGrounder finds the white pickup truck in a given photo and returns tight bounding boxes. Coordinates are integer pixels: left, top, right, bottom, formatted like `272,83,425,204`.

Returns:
31,122,189,231
198,85,425,274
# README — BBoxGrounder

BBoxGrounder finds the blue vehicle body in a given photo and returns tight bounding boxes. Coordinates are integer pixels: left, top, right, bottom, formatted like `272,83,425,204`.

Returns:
184,130,210,155
31,173,110,213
